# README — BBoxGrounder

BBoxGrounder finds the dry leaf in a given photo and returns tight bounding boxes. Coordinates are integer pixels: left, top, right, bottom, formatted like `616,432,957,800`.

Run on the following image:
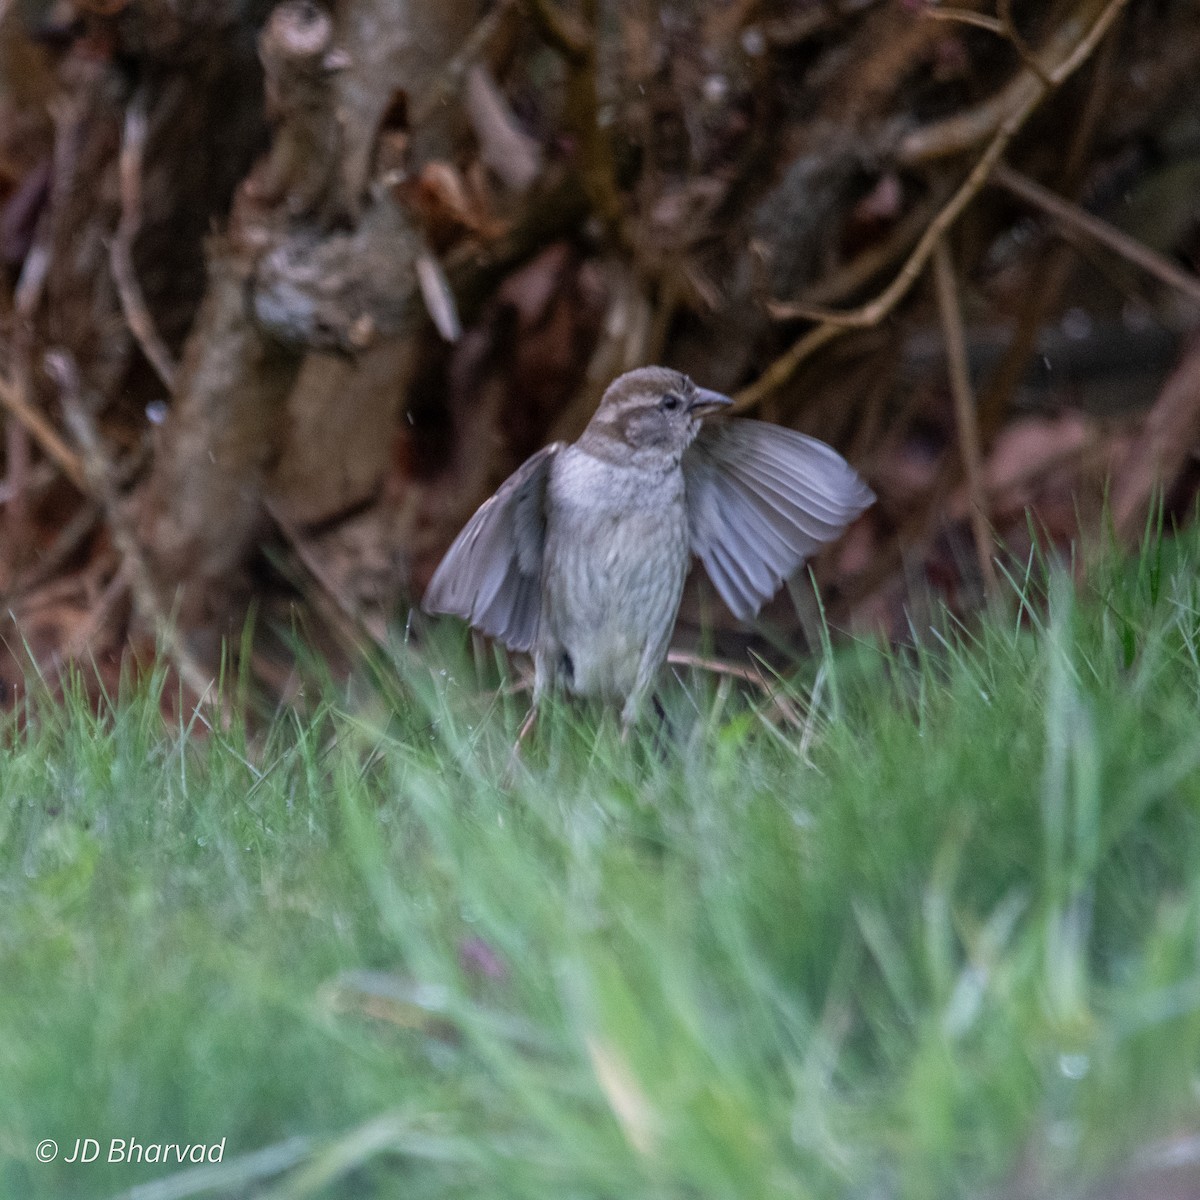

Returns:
416,248,462,342
464,64,542,193
585,1035,661,1158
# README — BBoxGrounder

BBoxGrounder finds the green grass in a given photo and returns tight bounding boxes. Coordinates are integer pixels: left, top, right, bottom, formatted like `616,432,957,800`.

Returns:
3,531,1200,1200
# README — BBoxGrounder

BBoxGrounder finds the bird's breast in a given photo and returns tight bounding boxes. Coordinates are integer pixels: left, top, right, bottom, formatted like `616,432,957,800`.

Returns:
540,449,689,699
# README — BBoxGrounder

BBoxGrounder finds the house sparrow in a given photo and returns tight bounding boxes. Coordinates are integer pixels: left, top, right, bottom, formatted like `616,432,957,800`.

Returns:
423,366,874,726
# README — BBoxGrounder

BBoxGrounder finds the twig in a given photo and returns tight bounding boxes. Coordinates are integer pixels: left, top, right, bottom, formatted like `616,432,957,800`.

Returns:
263,496,389,655
922,8,1005,35
990,162,1200,308
4,72,95,518
932,237,998,598
5,205,56,536
59,562,131,662
924,2,1051,84
976,25,1118,440
767,189,942,314
412,0,518,125
2,236,72,498
667,647,772,687
735,0,1128,412
0,460,56,506
667,648,805,728
0,372,87,491
898,0,1117,165
44,349,215,704
997,0,1052,85
731,322,842,413
7,501,101,597
110,88,178,393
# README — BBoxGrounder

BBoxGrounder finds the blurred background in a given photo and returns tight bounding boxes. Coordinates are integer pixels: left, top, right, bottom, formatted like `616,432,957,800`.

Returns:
1,0,1199,700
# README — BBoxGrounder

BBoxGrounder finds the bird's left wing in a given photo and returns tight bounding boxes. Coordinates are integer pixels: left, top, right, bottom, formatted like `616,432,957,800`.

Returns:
683,419,874,620
422,443,563,652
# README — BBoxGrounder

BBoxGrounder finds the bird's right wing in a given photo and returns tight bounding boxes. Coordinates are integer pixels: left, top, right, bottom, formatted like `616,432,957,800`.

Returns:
683,419,874,620
422,443,562,653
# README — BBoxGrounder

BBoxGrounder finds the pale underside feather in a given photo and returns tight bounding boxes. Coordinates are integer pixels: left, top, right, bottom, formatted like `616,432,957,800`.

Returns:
683,419,874,620
422,443,562,652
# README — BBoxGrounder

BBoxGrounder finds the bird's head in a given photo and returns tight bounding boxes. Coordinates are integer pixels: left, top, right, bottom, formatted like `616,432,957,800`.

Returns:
581,367,732,462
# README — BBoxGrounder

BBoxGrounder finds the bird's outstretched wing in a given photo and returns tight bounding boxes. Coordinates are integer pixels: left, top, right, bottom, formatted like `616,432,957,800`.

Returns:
422,443,563,652
683,419,874,620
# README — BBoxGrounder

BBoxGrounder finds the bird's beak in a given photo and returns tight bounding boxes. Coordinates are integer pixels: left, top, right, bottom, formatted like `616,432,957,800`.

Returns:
689,387,733,418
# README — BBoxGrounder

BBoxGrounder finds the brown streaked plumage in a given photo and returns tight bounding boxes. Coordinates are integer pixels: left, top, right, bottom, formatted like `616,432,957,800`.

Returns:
423,366,874,725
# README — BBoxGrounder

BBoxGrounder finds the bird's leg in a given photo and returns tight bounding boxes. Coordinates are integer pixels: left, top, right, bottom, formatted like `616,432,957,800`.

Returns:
648,693,676,758
503,702,537,784
620,645,665,740
515,702,539,746
507,652,548,775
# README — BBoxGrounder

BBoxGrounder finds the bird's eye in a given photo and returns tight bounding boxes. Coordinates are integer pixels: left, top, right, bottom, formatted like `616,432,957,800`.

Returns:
661,393,683,413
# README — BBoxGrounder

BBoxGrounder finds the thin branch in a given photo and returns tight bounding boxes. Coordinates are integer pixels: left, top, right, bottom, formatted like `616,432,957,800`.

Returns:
922,8,1005,35
753,123,1028,330
4,394,31,536
997,0,1052,85
990,162,1200,308
6,208,55,533
932,237,998,598
45,349,216,704
263,496,389,656
735,0,1128,411
59,563,131,662
0,372,87,491
667,648,775,688
8,501,101,597
667,648,805,729
925,4,1051,84
412,0,518,125
977,23,1119,440
731,322,842,413
0,460,56,506
898,0,1120,165
110,88,179,393
766,189,942,315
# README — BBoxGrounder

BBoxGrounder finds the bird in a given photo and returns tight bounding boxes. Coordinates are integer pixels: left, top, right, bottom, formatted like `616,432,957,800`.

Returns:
423,366,874,729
